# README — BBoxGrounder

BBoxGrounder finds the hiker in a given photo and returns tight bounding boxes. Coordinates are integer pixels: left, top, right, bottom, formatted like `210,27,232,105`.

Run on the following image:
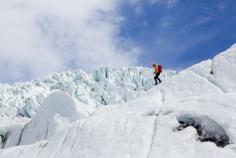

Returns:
152,64,162,85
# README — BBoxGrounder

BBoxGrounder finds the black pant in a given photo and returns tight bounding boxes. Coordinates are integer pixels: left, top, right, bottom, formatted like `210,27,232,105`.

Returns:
154,73,161,85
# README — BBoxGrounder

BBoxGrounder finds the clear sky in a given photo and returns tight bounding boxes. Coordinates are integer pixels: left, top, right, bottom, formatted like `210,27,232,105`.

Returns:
120,0,236,69
0,0,236,83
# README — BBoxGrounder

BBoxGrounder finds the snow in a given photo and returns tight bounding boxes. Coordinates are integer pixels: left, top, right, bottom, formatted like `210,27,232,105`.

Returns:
20,91,93,145
212,45,236,92
0,44,236,157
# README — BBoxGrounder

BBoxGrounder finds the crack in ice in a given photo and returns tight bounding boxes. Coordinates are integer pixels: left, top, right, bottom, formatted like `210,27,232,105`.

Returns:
146,117,158,158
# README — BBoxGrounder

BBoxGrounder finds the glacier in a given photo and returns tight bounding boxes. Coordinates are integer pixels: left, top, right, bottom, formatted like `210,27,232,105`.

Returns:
0,44,236,158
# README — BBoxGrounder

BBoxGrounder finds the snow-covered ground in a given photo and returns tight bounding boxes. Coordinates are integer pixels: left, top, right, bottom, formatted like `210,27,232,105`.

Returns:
0,44,236,158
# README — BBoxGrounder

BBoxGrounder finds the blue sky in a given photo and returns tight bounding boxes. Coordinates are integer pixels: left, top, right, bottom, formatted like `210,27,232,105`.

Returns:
0,0,236,83
119,0,236,69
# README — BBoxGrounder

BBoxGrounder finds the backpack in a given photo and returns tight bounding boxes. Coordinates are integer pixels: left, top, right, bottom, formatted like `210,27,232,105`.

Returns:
158,65,162,73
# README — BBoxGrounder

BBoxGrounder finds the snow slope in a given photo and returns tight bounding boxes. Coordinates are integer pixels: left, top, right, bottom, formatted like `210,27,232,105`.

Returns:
0,44,236,158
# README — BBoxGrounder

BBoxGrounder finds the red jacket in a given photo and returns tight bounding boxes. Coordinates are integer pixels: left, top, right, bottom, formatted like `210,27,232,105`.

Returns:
154,65,162,73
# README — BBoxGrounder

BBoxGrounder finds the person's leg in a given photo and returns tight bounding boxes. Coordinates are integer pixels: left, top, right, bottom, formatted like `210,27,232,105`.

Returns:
154,75,158,85
156,73,162,83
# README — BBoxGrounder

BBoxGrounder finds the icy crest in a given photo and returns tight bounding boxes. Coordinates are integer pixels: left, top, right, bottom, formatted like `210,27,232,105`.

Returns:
230,43,236,48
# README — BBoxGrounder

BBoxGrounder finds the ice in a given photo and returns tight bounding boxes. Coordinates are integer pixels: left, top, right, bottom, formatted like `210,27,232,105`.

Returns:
19,91,93,145
0,107,29,148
